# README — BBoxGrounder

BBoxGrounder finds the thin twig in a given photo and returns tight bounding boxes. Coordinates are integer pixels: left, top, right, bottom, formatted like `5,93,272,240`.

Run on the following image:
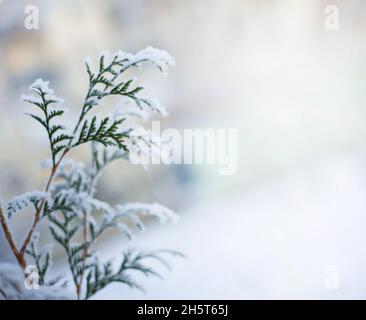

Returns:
0,202,25,268
19,149,69,261
76,210,88,300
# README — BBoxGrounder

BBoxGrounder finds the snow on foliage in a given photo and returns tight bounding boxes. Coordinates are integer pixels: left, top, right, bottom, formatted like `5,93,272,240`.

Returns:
0,46,180,300
117,202,179,224
88,46,175,77
132,46,175,75
0,262,72,300
83,46,173,117
6,191,49,218
21,78,65,105
113,101,151,120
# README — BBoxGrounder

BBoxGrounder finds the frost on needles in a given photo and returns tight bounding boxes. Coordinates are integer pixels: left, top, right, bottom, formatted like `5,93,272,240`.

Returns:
0,47,181,300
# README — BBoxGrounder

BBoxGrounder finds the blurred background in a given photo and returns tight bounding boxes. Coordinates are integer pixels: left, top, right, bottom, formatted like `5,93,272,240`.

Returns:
1,0,366,299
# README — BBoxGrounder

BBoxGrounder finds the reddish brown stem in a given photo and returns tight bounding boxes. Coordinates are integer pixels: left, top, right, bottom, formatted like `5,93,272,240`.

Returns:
0,148,70,271
0,205,26,269
18,149,69,265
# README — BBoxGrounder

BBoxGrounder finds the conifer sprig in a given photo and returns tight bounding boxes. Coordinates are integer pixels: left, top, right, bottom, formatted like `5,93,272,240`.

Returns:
22,79,73,166
73,116,128,149
85,250,183,299
0,47,179,300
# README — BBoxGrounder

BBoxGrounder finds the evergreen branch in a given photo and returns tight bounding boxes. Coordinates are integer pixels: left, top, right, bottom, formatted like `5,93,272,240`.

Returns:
73,117,128,149
1,48,178,299
84,250,164,299
23,80,71,166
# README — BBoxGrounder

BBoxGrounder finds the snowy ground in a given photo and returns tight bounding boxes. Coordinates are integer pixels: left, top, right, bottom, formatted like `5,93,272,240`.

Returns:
94,154,366,299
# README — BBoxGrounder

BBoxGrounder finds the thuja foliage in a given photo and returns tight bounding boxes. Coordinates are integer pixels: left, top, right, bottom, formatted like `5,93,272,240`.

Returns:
0,47,181,300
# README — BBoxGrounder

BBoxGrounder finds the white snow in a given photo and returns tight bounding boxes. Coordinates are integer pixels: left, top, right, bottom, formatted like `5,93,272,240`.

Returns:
115,46,175,75
141,98,169,117
94,154,366,299
30,79,53,94
116,202,179,225
0,262,73,300
22,78,65,105
6,191,49,218
112,102,151,120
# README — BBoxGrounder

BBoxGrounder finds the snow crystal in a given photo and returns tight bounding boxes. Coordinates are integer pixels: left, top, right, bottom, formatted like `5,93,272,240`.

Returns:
112,103,151,121
133,46,175,76
125,211,145,232
22,78,64,105
88,198,113,215
85,96,99,107
116,222,133,240
30,79,53,94
117,202,179,224
103,46,174,75
6,191,49,218
96,201,178,241
21,94,42,105
144,98,169,117
114,50,134,62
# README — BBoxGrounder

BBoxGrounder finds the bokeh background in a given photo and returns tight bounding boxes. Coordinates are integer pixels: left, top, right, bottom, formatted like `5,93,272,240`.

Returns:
1,0,366,299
